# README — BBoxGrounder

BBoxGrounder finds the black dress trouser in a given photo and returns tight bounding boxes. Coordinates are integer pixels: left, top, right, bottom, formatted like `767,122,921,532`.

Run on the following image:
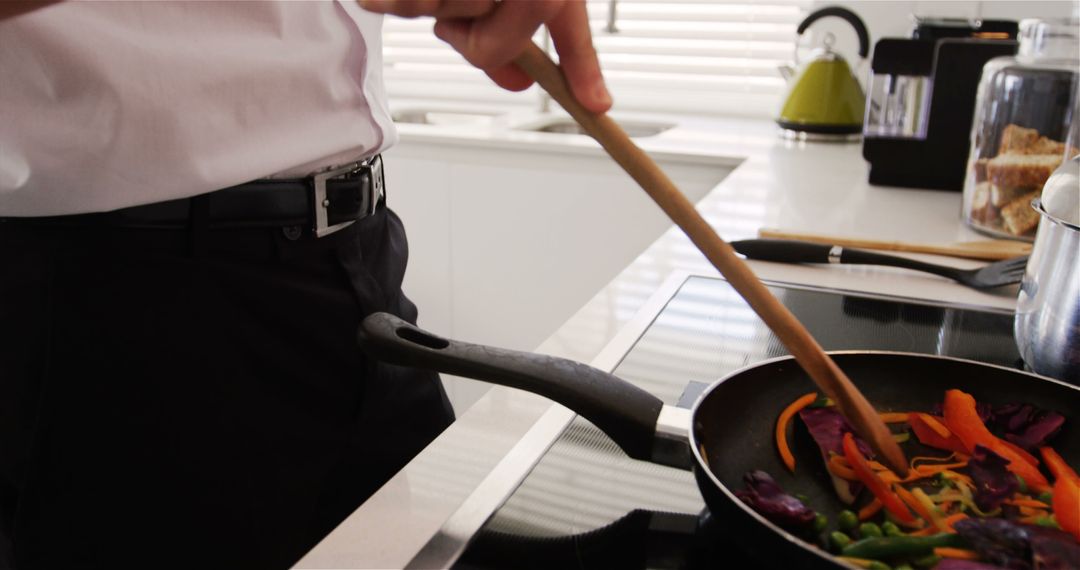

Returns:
0,206,455,568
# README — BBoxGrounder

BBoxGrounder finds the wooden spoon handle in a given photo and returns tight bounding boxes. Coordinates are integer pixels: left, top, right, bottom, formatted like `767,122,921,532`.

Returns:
514,43,908,475
758,228,1032,261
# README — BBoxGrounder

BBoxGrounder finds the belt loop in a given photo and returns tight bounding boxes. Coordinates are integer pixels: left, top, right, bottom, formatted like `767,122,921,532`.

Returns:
189,194,211,258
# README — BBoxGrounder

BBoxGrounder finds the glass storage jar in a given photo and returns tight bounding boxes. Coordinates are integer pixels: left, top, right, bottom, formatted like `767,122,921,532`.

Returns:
962,18,1079,241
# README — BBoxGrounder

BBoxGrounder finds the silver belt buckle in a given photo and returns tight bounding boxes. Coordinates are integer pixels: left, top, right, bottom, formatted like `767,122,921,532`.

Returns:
312,156,384,238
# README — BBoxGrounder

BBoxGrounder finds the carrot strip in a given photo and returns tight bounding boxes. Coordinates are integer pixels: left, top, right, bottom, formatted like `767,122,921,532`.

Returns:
828,454,859,480
858,499,882,521
879,412,911,423
919,413,952,439
1041,446,1080,484
1052,476,1080,541
910,526,937,536
1005,498,1050,509
908,412,968,455
934,547,981,560
914,462,970,475
998,439,1040,469
843,432,916,524
897,486,947,532
942,389,1050,493
775,392,817,472
942,513,968,532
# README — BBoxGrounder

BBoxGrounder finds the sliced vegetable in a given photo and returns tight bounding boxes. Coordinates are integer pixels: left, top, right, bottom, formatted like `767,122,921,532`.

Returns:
952,518,1030,570
776,392,818,472
880,412,912,423
942,390,1050,493
858,499,882,521
841,533,965,559
968,445,1020,511
908,413,968,455
734,470,817,529
1051,476,1080,541
989,403,1065,452
933,547,981,560
932,560,1004,570
843,432,916,525
1027,524,1080,570
1040,446,1080,484
895,485,945,532
998,439,1040,470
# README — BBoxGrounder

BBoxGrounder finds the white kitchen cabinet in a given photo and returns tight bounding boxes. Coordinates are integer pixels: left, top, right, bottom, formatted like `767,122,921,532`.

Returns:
383,140,731,413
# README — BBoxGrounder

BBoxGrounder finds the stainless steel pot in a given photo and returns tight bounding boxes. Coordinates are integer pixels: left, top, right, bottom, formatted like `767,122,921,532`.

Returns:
1015,156,1080,383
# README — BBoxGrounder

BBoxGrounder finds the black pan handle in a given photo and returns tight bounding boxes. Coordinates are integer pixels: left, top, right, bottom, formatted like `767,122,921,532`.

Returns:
796,6,870,59
358,312,665,462
731,239,964,281
731,238,833,264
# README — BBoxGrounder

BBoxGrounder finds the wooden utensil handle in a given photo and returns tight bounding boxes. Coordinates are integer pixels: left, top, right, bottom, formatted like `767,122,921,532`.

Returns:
514,43,908,474
759,228,1032,261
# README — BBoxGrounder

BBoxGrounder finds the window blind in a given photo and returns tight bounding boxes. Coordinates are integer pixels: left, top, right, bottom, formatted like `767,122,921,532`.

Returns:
380,0,811,117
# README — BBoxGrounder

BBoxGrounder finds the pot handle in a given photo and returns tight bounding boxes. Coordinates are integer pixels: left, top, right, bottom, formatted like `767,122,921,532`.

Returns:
796,6,870,59
358,312,666,462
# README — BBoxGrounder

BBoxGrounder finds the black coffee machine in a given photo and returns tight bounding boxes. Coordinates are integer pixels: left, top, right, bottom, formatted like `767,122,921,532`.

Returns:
862,18,1018,191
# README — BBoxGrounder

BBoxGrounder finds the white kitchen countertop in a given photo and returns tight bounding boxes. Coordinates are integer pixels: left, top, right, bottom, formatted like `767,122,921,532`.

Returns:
295,110,1021,569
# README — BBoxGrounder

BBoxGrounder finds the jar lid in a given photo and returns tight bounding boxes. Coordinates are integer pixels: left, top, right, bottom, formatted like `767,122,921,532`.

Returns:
1018,18,1080,59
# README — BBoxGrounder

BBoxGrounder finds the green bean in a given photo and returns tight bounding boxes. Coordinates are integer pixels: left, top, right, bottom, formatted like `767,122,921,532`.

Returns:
859,522,884,538
867,562,892,570
894,565,914,570
841,533,965,559
1037,491,1054,504
838,510,859,531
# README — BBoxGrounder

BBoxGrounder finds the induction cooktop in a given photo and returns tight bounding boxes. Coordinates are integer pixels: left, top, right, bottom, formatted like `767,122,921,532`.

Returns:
451,275,1020,570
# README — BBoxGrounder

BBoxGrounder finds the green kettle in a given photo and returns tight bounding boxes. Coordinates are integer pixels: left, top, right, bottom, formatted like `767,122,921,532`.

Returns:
777,6,870,139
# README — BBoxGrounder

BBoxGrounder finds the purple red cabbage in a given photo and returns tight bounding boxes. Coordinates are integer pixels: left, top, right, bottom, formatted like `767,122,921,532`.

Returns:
798,406,874,458
930,401,1065,451
798,407,871,499
953,518,1032,570
734,470,816,529
1026,525,1080,570
988,403,1065,451
969,445,1020,512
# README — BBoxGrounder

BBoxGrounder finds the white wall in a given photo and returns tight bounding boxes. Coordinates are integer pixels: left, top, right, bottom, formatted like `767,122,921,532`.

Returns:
806,0,1078,67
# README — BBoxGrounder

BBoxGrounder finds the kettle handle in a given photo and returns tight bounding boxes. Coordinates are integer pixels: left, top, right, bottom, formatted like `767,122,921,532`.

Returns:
796,6,870,59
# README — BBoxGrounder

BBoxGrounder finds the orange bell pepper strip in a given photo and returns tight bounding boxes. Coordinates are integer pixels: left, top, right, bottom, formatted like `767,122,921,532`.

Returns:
998,439,1039,470
775,392,818,472
1040,446,1080,484
1052,476,1080,542
857,498,882,521
942,389,1050,493
934,547,981,560
842,432,916,524
908,413,968,455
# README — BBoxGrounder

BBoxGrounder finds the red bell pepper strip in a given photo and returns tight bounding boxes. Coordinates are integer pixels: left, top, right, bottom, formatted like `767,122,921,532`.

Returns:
942,390,1050,493
908,413,968,455
1040,446,1080,485
998,439,1040,470
1052,476,1080,541
842,432,916,525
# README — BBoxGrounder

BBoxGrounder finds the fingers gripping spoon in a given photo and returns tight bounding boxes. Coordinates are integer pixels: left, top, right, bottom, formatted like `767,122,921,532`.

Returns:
513,42,909,475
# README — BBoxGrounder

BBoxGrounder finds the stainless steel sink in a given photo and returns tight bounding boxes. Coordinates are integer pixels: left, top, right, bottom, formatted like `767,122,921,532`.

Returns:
527,119,674,138
392,110,501,126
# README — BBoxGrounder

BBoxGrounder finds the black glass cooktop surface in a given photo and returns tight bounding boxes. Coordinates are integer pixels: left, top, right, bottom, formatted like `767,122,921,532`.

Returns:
452,276,1020,570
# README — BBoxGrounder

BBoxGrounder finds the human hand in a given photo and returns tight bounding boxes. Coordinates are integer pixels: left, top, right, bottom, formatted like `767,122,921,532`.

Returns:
360,0,612,114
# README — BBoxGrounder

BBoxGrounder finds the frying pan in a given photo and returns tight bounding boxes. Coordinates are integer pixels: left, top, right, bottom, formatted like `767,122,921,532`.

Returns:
359,312,1080,569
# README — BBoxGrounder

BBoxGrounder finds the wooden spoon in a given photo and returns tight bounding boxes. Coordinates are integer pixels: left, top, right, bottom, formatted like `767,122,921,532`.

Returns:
514,42,909,475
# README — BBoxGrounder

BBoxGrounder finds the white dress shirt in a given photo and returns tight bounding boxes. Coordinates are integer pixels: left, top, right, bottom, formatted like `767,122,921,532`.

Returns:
0,1,398,216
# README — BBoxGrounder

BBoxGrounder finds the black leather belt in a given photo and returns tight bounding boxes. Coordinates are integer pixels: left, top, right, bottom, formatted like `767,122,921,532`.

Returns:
2,155,385,238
